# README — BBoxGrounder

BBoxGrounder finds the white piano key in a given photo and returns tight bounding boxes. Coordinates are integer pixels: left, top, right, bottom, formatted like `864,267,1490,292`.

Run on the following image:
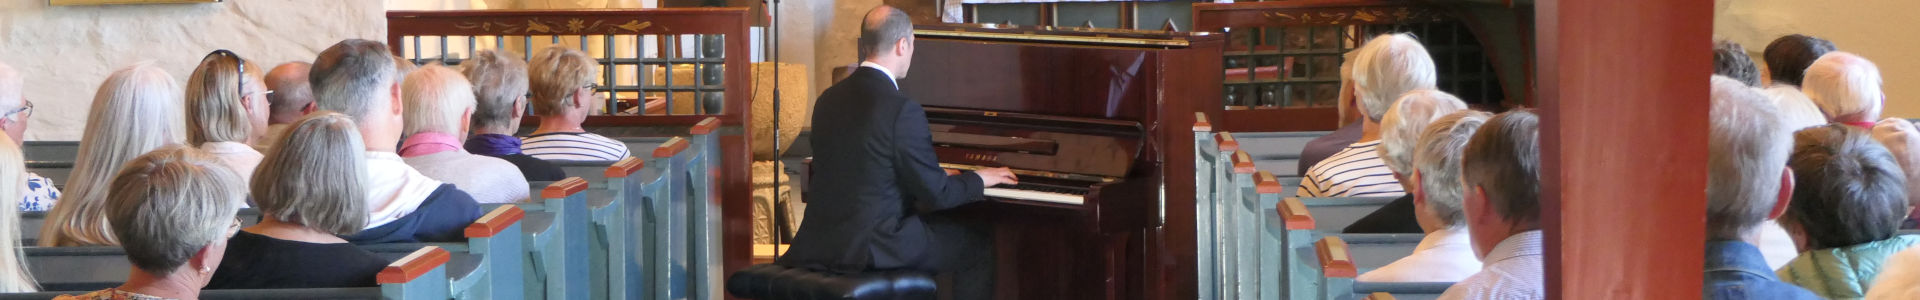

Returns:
984,188,1085,205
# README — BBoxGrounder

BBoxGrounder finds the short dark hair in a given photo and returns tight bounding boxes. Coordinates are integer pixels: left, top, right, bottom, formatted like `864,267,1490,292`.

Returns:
857,6,913,61
1783,124,1909,250
1764,34,1836,87
1462,109,1541,226
1714,40,1760,87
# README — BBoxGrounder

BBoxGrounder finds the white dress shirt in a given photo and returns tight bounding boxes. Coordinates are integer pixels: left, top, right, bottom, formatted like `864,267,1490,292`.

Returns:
364,151,448,228
1755,220,1800,270
1439,230,1545,300
859,61,899,89
200,141,263,188
1357,228,1482,282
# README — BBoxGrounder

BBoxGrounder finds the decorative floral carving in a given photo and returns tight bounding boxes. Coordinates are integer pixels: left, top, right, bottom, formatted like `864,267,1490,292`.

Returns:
449,18,663,34
1259,6,1444,25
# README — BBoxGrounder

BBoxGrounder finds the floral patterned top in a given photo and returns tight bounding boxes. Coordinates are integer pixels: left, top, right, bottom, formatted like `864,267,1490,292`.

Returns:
19,171,59,212
52,288,173,300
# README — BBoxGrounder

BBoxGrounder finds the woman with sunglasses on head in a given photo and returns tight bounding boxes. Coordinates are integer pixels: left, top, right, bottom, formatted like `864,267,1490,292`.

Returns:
184,50,272,198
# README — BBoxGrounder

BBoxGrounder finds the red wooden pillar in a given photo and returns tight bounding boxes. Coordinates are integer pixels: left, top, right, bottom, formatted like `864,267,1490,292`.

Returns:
1536,0,1712,298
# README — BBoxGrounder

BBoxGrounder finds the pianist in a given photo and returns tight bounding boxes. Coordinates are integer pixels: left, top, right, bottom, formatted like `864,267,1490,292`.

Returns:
779,6,1018,300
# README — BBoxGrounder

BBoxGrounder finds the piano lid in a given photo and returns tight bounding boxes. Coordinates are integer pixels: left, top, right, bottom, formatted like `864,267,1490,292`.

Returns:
927,107,1143,179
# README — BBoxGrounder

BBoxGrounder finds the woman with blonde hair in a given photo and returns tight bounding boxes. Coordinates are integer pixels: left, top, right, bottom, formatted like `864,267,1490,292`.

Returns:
40,61,185,247
0,135,40,292
184,50,271,188
207,112,388,288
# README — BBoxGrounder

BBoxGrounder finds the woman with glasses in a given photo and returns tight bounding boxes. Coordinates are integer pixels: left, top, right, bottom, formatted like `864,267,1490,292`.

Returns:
40,62,185,247
185,49,271,194
521,46,629,161
0,62,57,212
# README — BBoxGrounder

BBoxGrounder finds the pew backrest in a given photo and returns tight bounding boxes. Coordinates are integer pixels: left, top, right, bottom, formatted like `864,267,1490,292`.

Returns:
378,246,453,300
1295,197,1401,233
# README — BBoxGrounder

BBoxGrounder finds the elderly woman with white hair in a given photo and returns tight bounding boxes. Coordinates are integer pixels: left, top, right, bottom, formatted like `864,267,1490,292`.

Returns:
185,50,273,188
461,49,567,181
52,146,242,300
207,113,390,288
40,61,186,247
1296,33,1436,198
1802,52,1884,129
1344,89,1467,234
1356,110,1489,283
399,65,529,204
0,62,58,212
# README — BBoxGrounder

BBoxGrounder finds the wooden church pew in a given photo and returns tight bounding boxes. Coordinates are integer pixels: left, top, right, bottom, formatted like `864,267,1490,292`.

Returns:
21,141,79,163
511,177,593,300
20,209,264,247
1333,233,1425,272
1294,197,1401,233
361,204,530,299
15,246,473,300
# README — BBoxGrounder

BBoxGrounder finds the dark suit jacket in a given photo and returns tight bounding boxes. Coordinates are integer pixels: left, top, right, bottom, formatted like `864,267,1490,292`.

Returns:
778,67,986,273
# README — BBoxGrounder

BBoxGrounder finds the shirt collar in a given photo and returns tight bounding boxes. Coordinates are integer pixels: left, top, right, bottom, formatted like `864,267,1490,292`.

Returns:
1704,240,1781,279
1484,230,1544,266
1418,227,1473,252
398,132,464,158
367,151,403,161
859,61,899,89
200,141,259,155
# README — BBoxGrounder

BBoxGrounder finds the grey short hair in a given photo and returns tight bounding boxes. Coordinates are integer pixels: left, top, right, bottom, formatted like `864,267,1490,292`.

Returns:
527,46,597,116
461,50,528,131
252,112,368,235
1707,76,1792,241
42,61,185,247
858,6,913,61
1378,89,1468,175
1783,124,1908,250
1714,40,1761,87
185,52,263,145
1462,109,1541,225
105,145,242,277
1351,33,1437,122
402,65,476,135
1802,52,1883,121
1414,110,1490,228
310,39,398,123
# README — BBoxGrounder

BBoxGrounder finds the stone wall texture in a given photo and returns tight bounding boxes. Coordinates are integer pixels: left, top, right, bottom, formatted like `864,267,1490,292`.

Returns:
1715,0,1920,118
0,0,386,141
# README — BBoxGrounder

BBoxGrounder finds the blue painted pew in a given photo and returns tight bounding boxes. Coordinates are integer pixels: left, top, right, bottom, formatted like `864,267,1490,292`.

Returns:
1295,197,1401,234
14,246,470,300
377,246,457,299
521,177,593,300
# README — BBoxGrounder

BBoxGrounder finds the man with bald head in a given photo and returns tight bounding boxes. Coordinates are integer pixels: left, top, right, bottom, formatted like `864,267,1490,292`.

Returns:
781,6,1014,299
1802,52,1884,128
259,61,313,149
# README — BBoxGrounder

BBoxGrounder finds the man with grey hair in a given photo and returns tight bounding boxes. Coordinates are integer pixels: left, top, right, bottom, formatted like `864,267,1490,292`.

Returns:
781,6,1015,299
1703,76,1822,299
308,39,480,244
399,65,529,204
259,62,313,149
1357,110,1489,282
1344,89,1467,234
0,61,58,211
1441,109,1543,300
1802,52,1884,128
1297,33,1435,197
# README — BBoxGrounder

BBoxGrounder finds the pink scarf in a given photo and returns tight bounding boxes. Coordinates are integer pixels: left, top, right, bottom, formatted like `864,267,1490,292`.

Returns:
399,132,463,158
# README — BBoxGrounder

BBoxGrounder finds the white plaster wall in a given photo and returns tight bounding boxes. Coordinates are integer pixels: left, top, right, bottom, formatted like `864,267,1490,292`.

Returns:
1715,0,1920,117
0,0,387,141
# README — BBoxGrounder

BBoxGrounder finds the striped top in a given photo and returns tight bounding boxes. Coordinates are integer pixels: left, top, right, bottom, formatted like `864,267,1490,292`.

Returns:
521,132,631,161
1295,140,1406,197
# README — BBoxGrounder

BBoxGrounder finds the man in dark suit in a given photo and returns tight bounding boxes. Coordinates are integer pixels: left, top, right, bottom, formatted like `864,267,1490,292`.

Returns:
778,5,1018,299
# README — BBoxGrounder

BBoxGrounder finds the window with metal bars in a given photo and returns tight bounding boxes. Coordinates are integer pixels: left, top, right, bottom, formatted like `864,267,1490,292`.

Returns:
393,34,729,117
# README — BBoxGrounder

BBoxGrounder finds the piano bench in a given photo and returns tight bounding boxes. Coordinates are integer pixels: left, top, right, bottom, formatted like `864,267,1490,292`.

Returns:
726,263,938,300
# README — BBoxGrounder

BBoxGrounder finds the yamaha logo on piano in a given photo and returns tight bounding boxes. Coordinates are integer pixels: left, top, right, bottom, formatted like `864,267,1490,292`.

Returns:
966,153,997,161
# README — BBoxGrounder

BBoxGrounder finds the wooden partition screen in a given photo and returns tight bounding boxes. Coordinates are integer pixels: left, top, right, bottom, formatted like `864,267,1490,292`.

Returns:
387,8,756,286
1192,0,1531,132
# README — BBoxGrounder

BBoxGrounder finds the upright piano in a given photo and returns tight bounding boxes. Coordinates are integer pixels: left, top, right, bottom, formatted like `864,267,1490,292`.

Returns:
898,24,1224,299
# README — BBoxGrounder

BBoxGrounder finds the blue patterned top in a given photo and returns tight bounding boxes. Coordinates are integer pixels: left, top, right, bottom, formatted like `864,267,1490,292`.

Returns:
20,171,60,212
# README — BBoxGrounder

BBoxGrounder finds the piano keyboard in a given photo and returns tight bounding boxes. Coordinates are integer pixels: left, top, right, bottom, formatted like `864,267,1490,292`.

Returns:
984,184,1086,205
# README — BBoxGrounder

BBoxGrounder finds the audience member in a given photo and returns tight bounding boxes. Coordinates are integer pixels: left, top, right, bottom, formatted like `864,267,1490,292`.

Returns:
261,62,314,149
1764,34,1836,89
309,39,480,244
0,135,38,292
40,62,185,247
1802,52,1884,128
1872,118,1920,228
1703,76,1821,299
207,113,388,289
1438,110,1543,300
522,46,630,161
1356,110,1489,282
400,65,529,203
53,146,242,300
1296,48,1369,176
185,50,271,188
1770,88,1829,132
1297,33,1435,197
460,49,566,181
1868,246,1920,300
0,62,57,212
1776,124,1917,299
1343,89,1468,234
1715,40,1762,87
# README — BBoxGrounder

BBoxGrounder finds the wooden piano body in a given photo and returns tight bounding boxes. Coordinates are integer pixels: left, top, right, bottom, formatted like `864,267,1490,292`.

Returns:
898,24,1223,299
